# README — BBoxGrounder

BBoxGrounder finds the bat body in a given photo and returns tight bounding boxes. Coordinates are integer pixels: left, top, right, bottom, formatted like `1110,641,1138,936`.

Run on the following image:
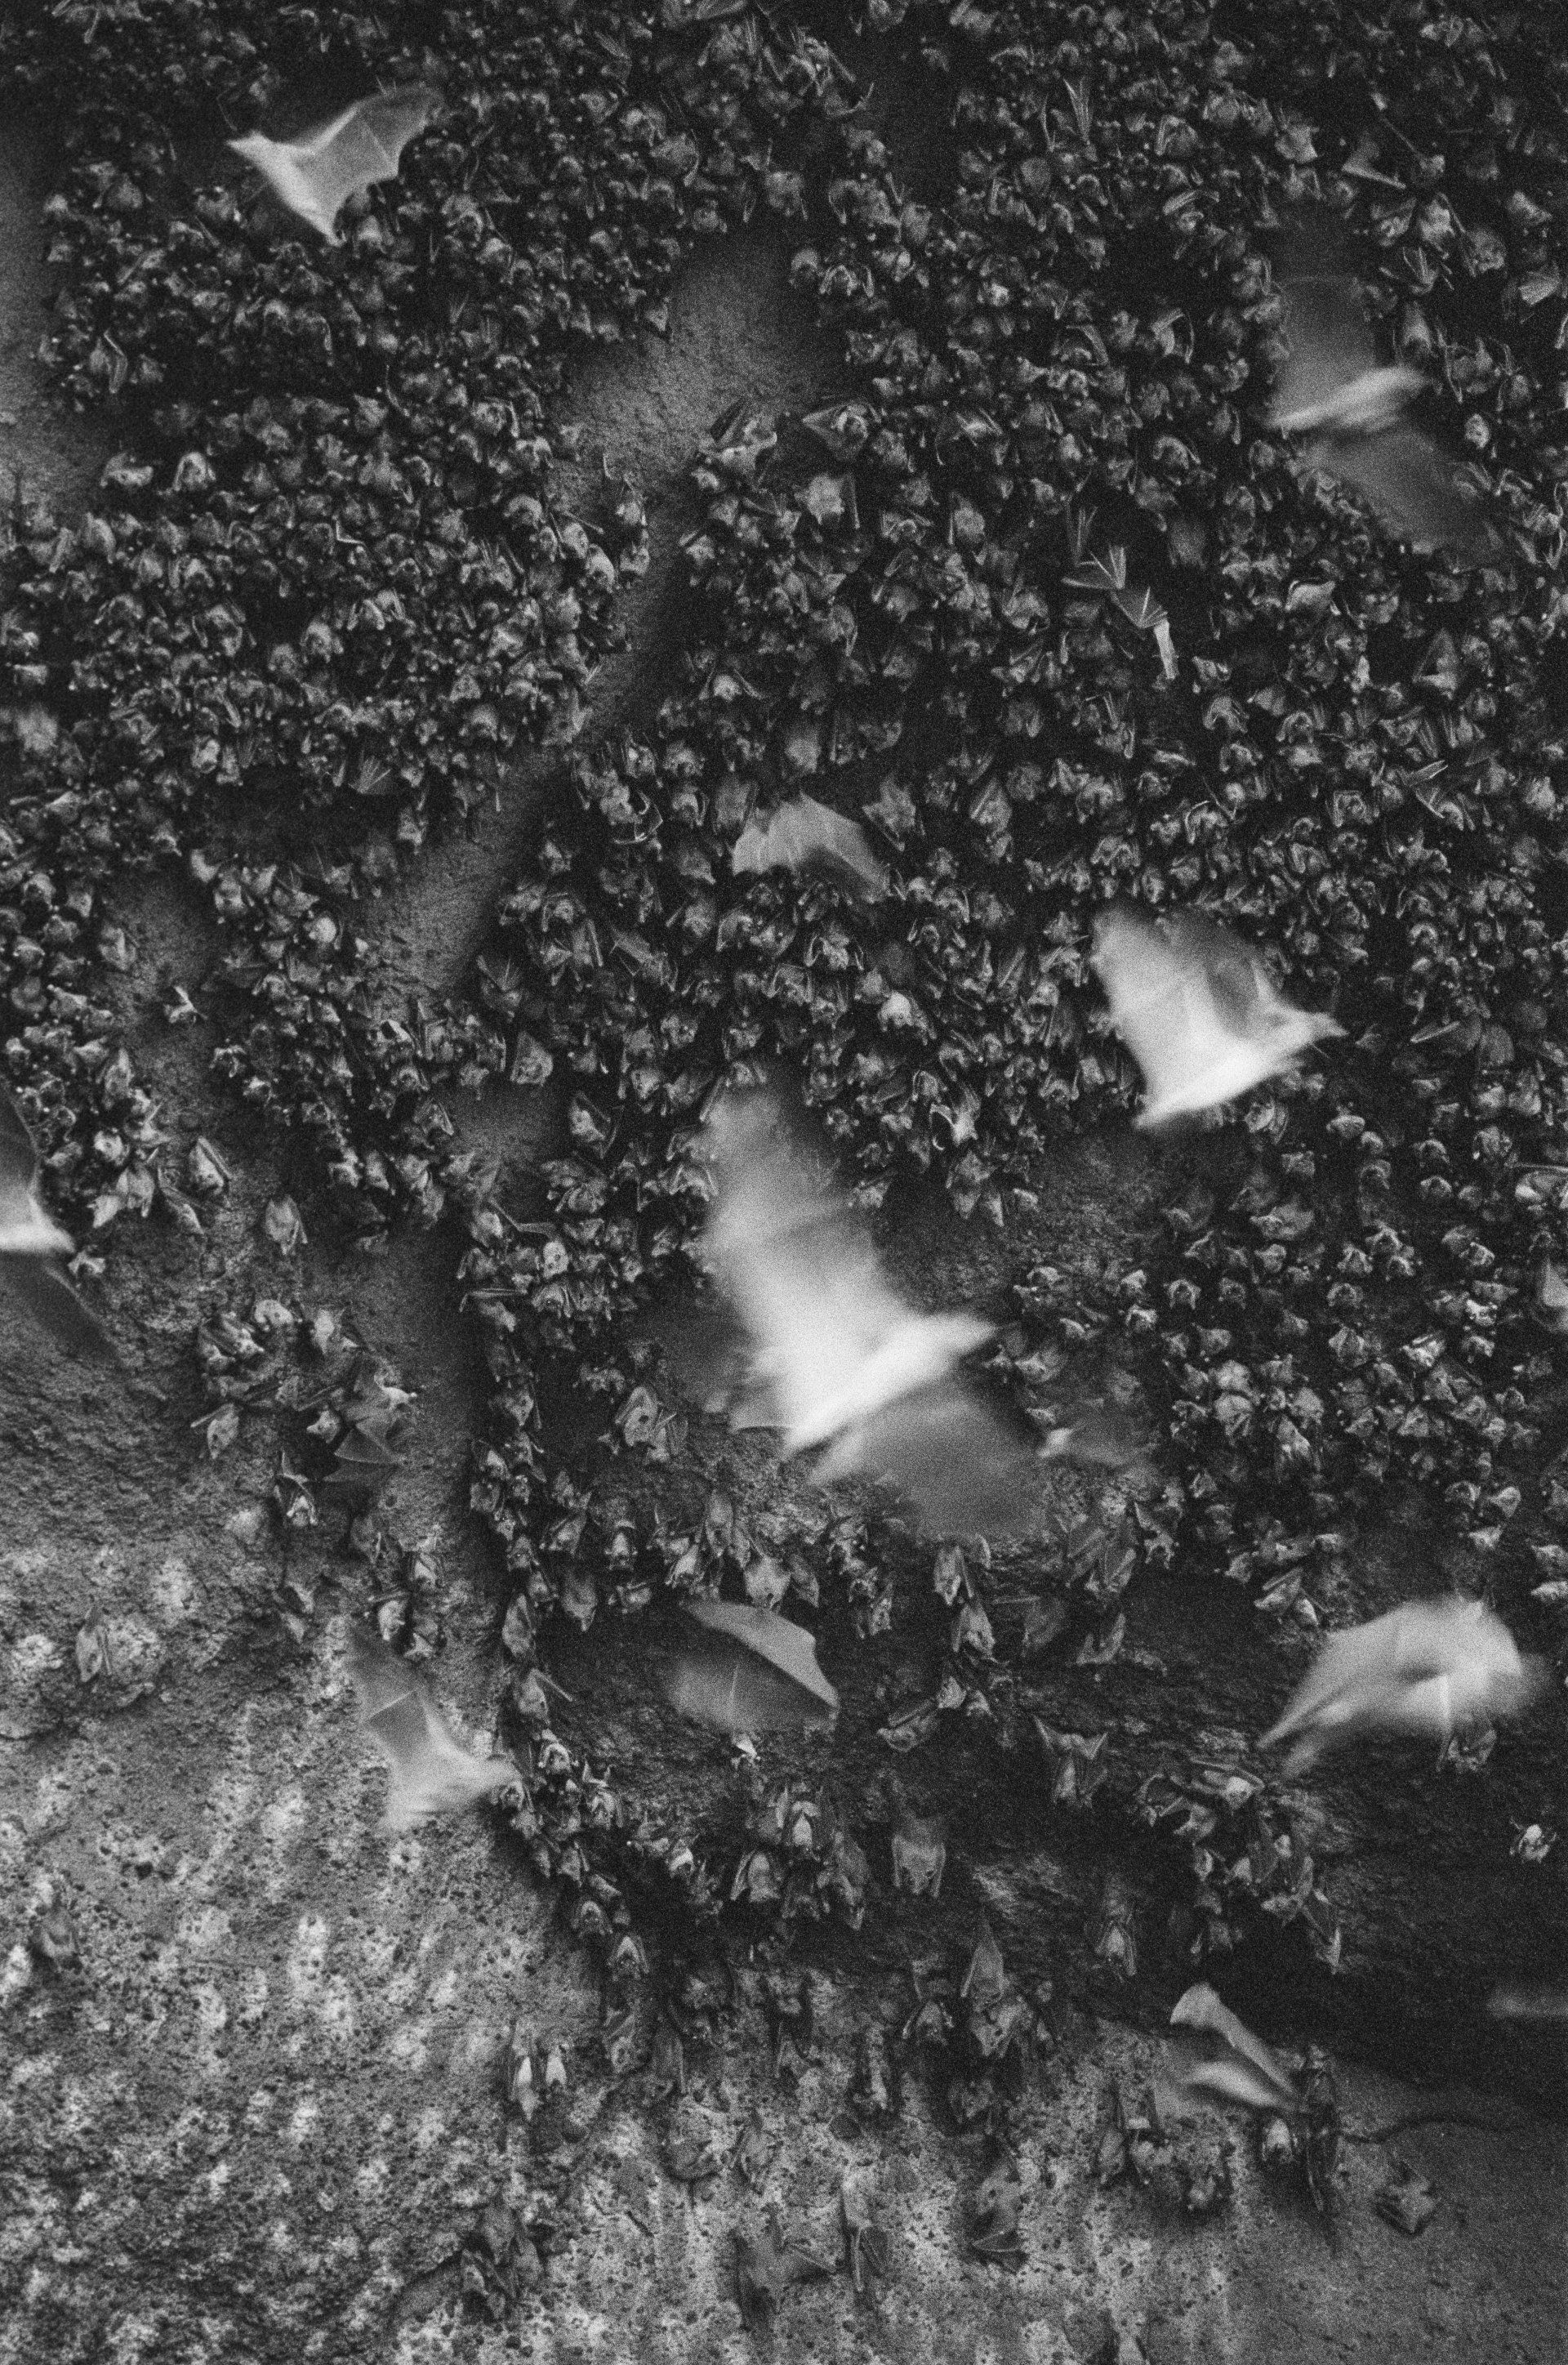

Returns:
230,86,438,245
1091,908,1342,1127
0,1090,114,1360
1260,1597,1544,1774
732,795,888,899
348,1627,518,1830
1269,218,1499,561
699,1089,1036,1537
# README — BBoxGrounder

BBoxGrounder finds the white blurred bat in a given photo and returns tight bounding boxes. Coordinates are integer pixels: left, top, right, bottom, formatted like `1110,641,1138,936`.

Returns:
732,795,889,899
230,85,439,245
1091,908,1343,1127
348,1627,519,1830
699,1088,1036,1537
1260,1597,1546,1775
1160,1983,1301,2121
1269,216,1499,563
0,1090,114,1360
662,1600,838,1735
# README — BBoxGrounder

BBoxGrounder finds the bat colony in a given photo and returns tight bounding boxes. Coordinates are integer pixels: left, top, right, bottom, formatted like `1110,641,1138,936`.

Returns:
9,82,1553,2060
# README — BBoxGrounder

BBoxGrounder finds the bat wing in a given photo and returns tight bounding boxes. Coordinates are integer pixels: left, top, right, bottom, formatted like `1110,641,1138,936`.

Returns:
1260,1609,1411,1756
662,1600,838,1734
823,1380,1038,1538
0,1090,42,1198
703,1091,911,1439
2,1256,114,1361
1272,258,1378,424
734,797,889,899
0,1091,74,1257
1161,913,1272,1030
1308,426,1500,562
234,85,436,241
1168,1983,1299,2114
348,1628,516,1829
1259,1599,1531,1765
1093,908,1267,1123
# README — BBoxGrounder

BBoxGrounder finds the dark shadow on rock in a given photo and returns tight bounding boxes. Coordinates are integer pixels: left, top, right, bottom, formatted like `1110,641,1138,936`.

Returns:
0,123,116,518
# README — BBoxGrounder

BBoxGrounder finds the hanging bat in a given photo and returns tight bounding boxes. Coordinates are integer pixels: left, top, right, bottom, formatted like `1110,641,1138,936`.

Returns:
697,1087,1037,1537
1091,907,1343,1127
732,794,889,899
1531,1256,1568,1336
1260,1596,1546,1774
229,85,439,245
0,1089,114,1361
1269,213,1500,563
347,1626,519,1830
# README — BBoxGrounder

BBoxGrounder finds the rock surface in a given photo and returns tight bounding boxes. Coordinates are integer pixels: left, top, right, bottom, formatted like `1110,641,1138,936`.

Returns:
1,96,1564,2365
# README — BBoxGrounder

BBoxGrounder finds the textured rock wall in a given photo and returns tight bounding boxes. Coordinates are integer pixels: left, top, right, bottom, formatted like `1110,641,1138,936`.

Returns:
1,71,1565,2365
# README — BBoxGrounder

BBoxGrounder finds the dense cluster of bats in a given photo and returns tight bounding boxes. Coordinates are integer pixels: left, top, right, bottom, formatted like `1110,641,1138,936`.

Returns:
4,83,1556,2111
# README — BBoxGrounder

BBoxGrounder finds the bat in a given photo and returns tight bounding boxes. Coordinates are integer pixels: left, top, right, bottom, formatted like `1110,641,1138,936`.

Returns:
0,1089,114,1360
347,1626,519,1830
1269,214,1500,562
1532,1256,1568,1336
731,795,889,899
229,85,439,245
661,1600,838,1735
1091,907,1343,1127
1260,1597,1546,1774
1036,1403,1156,1478
1160,1983,1301,2122
887,1774,947,1896
1486,1983,1568,2024
697,1087,1037,1537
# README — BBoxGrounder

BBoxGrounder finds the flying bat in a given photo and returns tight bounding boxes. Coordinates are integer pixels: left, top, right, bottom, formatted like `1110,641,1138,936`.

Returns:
1091,907,1343,1127
229,85,439,245
0,1089,114,1360
697,1087,1037,1537
1260,1596,1546,1774
732,795,889,899
1160,1983,1301,2122
1486,1983,1568,2024
661,1600,839,1736
347,1626,519,1830
1268,215,1500,562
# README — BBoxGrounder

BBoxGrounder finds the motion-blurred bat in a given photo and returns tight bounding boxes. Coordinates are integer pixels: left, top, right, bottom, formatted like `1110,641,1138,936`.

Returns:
732,795,889,899
0,1089,114,1360
230,85,439,244
1160,1983,1301,2121
1036,1403,1156,1479
1269,215,1499,562
662,1599,838,1735
1260,1596,1546,1774
698,1087,1037,1537
347,1626,519,1830
1486,1983,1568,2024
1091,907,1343,1127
